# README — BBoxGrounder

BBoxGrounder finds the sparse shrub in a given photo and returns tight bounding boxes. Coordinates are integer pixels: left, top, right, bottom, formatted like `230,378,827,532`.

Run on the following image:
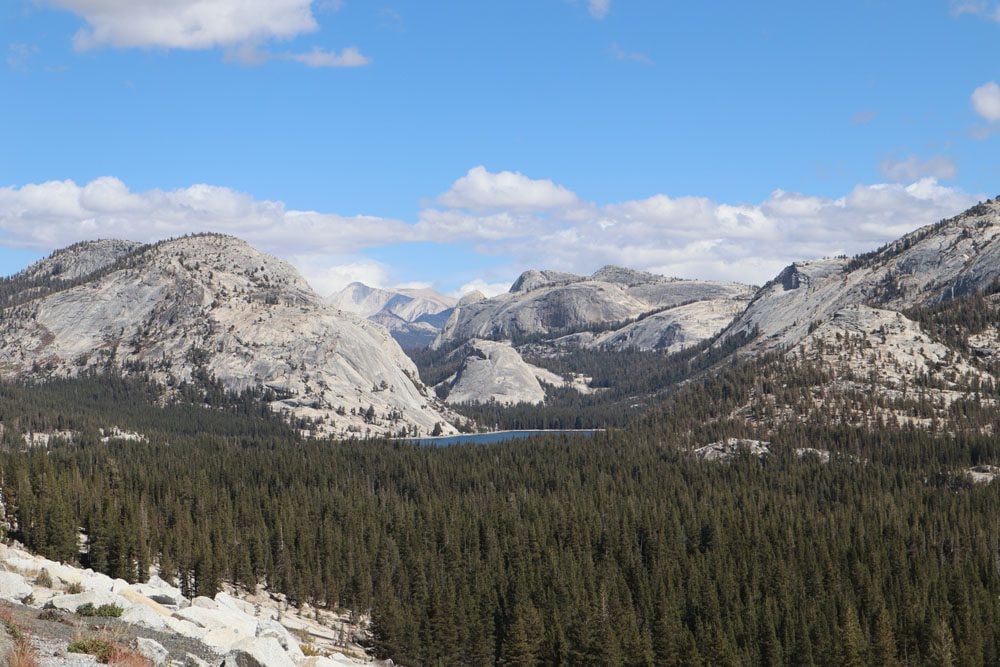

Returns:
106,646,152,667
19,594,33,606
300,644,326,657
34,569,53,589
76,603,123,618
37,608,62,622
68,637,116,663
65,582,84,594
0,610,24,642
69,635,150,666
0,609,40,667
8,645,40,667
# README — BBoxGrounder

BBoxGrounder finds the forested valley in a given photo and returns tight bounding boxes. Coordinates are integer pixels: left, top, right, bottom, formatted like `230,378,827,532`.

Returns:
3,337,1000,665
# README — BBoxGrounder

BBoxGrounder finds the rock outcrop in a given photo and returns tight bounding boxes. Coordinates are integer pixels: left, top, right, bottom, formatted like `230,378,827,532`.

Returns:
0,542,369,666
0,235,455,438
437,339,573,405
434,265,754,351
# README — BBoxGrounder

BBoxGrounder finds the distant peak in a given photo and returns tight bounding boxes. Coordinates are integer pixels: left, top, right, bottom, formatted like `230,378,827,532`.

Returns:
458,290,486,305
589,265,664,285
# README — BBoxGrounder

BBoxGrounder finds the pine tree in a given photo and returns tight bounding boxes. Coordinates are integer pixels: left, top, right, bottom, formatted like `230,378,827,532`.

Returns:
871,607,899,666
500,603,542,667
927,618,955,667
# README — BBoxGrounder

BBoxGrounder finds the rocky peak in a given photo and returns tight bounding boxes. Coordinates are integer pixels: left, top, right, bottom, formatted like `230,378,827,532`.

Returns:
457,290,486,305
436,338,572,406
509,269,582,293
589,265,665,286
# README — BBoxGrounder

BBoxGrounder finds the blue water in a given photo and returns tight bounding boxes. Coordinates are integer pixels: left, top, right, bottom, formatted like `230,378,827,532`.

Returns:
406,429,600,447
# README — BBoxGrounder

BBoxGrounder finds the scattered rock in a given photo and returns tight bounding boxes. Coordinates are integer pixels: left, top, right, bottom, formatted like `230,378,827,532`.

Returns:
135,637,170,666
121,604,168,631
255,619,303,661
221,637,296,667
44,590,131,613
0,570,33,602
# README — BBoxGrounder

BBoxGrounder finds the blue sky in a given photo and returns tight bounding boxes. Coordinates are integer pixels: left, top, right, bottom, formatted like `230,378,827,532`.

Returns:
2,0,1000,295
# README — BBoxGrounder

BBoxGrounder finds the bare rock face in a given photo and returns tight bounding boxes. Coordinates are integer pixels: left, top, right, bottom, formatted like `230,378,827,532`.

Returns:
724,198,1000,351
554,297,751,354
694,438,831,463
437,339,569,406
0,234,455,438
435,266,754,350
18,239,143,283
329,282,456,349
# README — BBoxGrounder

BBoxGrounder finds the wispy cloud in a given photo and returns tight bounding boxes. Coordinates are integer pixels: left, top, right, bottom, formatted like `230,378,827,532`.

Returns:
377,7,404,30
588,0,611,19
6,43,38,71
950,0,1000,20
225,43,370,68
285,46,370,68
880,155,957,182
609,42,652,65
850,110,877,125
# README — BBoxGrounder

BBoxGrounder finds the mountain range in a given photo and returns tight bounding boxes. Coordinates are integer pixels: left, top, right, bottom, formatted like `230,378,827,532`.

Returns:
328,282,457,349
2,196,1000,436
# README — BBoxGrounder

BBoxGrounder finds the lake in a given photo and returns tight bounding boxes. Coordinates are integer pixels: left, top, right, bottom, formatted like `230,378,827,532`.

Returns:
406,429,601,447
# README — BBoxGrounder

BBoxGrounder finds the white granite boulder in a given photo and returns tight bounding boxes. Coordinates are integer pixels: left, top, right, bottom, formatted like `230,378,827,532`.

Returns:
0,571,33,602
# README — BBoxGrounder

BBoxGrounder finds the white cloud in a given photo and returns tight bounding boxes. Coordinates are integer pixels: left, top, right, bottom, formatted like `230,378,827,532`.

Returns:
294,257,391,295
419,171,980,285
451,279,512,299
51,0,319,51
972,81,1000,122
880,155,957,181
45,0,371,68
588,0,611,19
0,177,412,254
438,166,580,211
0,170,982,294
